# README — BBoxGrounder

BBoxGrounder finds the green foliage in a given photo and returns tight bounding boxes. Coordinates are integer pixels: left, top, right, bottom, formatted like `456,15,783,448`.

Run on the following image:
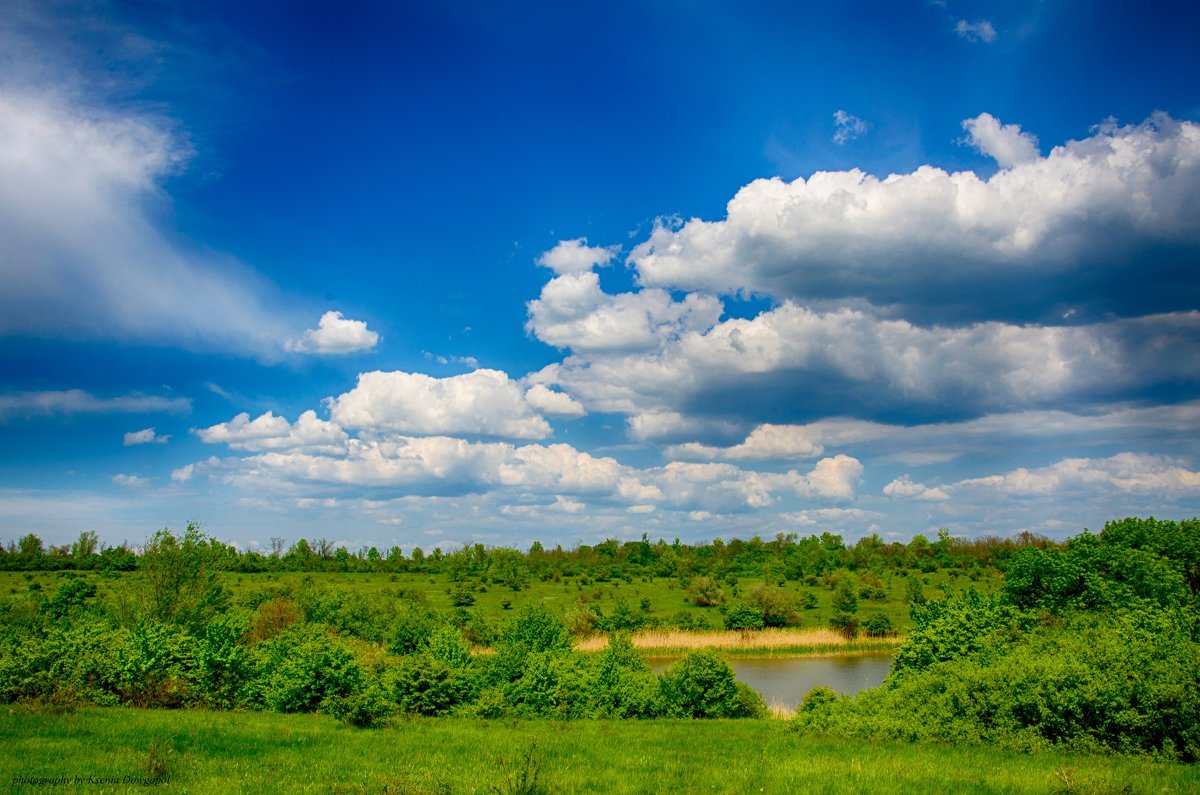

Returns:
795,611,1200,760
325,681,395,727
136,524,229,632
892,589,1032,678
863,614,894,638
746,584,799,627
659,650,763,718
688,575,724,606
387,654,474,716
587,634,661,718
426,624,472,668
722,602,766,631
500,604,572,655
39,577,97,621
252,625,362,713
193,612,255,709
387,605,439,655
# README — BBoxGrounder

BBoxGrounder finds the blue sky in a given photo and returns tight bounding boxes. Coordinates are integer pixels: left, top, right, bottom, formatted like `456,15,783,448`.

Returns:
2,0,1199,552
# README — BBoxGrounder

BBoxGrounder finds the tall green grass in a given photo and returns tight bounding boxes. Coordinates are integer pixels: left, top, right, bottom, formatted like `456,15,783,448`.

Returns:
3,707,1196,793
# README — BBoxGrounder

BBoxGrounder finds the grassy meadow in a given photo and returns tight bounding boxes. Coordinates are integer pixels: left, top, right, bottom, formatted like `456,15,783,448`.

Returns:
5,706,1198,794
0,562,997,645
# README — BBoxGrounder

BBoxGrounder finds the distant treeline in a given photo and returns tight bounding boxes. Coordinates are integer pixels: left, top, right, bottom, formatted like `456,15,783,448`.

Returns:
0,526,1061,579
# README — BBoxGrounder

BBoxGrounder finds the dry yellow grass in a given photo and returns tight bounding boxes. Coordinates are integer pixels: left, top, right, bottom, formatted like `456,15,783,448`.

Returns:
572,627,903,654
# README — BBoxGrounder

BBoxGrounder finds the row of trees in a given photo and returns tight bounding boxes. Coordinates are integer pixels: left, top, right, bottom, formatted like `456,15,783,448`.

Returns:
2,526,1058,580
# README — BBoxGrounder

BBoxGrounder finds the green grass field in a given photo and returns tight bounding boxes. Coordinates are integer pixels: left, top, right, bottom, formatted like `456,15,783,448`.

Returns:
3,706,1195,794
0,564,998,637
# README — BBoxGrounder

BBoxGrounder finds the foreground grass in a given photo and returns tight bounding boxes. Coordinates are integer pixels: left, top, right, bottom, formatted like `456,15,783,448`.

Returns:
574,627,903,657
3,707,1196,794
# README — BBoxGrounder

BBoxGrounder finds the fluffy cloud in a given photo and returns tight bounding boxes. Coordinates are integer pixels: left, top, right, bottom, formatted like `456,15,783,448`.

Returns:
123,427,169,446
629,114,1200,322
882,476,949,501
955,19,997,43
962,113,1039,168
0,390,190,420
328,369,553,439
526,271,722,353
196,410,348,453
0,91,302,354
955,452,1200,496
539,303,1200,419
536,238,619,274
524,384,586,418
193,426,860,513
285,311,379,354
880,453,1200,509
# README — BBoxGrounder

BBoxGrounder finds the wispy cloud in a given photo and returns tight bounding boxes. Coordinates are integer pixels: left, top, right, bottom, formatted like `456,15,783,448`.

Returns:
956,19,997,44
0,390,190,420
123,427,170,446
832,110,868,144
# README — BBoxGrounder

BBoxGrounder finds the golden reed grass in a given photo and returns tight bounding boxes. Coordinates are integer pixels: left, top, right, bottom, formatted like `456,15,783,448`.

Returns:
572,627,901,653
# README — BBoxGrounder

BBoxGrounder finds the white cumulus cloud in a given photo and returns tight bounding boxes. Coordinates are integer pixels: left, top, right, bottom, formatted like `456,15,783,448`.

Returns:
328,369,553,439
526,271,722,353
962,112,1040,168
524,384,586,418
286,311,379,354
628,114,1200,320
196,410,349,454
536,238,619,274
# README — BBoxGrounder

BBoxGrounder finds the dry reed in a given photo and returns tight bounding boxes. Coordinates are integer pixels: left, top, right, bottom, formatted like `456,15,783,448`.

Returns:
572,627,902,654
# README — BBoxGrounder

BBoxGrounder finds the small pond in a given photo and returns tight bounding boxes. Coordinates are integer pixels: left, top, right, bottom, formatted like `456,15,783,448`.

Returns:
648,654,892,710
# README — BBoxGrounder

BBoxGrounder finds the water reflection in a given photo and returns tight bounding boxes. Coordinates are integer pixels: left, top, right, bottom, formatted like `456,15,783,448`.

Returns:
649,654,892,710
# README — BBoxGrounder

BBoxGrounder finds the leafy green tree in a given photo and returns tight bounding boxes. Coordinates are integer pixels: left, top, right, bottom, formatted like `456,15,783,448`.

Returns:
135,523,229,631
829,579,859,637
688,575,724,606
747,584,799,627
71,531,100,567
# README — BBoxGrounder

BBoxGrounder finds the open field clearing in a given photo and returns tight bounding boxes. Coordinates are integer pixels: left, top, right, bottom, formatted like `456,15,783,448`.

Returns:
4,707,1198,794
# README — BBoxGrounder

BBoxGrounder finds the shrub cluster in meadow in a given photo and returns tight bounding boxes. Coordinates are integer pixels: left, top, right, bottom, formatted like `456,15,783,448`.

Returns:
791,518,1200,762
0,526,763,724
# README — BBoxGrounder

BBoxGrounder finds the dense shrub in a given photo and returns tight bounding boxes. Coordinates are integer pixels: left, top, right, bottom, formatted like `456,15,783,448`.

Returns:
746,585,799,628
252,625,363,713
660,650,764,718
892,590,1033,678
387,654,474,716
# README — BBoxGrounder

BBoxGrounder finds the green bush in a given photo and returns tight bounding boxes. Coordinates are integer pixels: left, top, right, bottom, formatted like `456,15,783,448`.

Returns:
723,603,765,631
252,625,363,713
387,654,474,716
659,650,762,718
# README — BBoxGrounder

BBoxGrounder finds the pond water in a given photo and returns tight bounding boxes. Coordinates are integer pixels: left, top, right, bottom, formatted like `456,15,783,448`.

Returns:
648,654,892,710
